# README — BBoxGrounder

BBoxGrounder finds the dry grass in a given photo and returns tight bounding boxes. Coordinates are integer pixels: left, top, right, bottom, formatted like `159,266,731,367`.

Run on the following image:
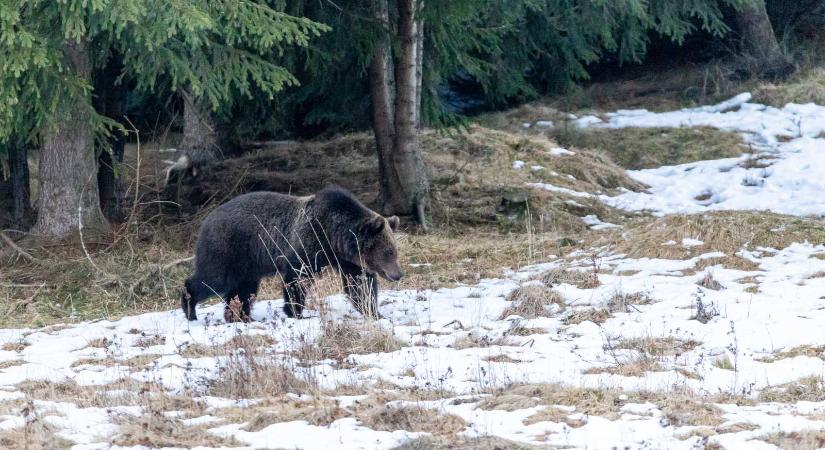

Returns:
756,345,825,363
752,67,825,107
0,215,194,328
298,320,404,363
179,334,276,359
697,272,723,290
215,397,346,430
584,359,665,377
393,436,540,450
476,394,540,412
1,340,29,352
762,431,825,450
208,360,311,400
589,335,699,377
482,384,627,419
614,337,700,357
607,290,654,312
452,333,517,350
536,267,600,289
3,379,221,449
499,284,565,319
15,379,200,412
522,406,585,427
759,376,825,403
597,211,825,262
0,359,23,369
16,380,114,407
564,308,611,325
483,354,523,363
658,399,724,427
505,325,548,337
397,231,570,290
207,334,313,399
0,401,75,450
113,413,240,448
358,404,467,436
480,384,737,429
551,126,744,170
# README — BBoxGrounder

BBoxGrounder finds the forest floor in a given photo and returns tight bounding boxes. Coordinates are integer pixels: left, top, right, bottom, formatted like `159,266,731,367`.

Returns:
3,68,825,449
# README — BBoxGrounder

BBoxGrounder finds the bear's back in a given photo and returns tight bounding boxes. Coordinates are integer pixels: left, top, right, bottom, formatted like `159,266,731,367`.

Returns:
195,191,309,269
203,191,307,232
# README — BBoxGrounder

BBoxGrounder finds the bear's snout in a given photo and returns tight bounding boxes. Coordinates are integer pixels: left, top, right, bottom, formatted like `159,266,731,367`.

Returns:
373,263,404,282
385,268,405,282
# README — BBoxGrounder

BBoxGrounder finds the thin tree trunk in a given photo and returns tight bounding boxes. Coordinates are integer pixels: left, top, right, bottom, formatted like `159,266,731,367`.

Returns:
181,88,221,166
370,0,396,211
735,0,791,77
8,141,31,227
414,14,424,129
95,51,126,222
386,0,428,224
97,148,119,222
34,41,109,239
96,135,125,222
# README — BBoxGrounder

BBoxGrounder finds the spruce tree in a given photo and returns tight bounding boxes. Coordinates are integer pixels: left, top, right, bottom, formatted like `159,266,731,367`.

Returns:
0,0,326,239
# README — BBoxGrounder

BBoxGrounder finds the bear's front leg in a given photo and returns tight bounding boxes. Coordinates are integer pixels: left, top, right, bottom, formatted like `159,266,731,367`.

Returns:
181,287,197,321
340,263,382,320
282,278,306,319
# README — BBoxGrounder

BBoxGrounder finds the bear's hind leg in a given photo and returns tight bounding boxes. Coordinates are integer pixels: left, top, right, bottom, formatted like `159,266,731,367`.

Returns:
233,280,259,322
223,287,242,323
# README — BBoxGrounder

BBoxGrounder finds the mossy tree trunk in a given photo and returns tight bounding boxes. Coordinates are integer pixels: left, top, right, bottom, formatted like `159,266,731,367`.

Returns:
34,41,109,239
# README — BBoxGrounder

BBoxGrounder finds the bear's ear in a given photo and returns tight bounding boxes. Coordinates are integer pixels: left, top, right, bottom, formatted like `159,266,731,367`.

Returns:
387,215,400,232
362,215,385,236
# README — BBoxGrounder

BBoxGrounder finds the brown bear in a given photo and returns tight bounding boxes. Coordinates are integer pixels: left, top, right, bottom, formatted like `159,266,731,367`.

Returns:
181,186,404,322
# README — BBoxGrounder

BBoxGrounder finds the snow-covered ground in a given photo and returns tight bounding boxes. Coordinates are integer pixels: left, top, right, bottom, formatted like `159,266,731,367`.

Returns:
582,93,825,217
3,95,825,449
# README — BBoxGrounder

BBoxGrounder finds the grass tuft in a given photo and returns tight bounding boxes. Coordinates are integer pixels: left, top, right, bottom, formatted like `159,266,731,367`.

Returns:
500,284,565,319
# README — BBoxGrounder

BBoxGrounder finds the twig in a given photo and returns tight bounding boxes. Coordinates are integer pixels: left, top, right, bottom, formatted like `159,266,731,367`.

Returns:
0,231,36,262
78,173,112,280
161,256,194,270
0,283,45,288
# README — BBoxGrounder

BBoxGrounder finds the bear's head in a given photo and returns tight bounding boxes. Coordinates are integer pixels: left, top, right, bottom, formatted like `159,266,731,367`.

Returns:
358,215,404,282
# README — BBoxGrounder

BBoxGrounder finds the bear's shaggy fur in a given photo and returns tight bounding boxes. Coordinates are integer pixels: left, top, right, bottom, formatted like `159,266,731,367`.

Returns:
181,186,403,322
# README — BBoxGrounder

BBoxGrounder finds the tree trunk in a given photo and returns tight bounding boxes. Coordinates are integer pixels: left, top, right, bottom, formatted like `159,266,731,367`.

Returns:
34,41,109,239
8,141,31,227
370,0,397,212
379,0,428,224
735,1,792,78
95,51,126,223
181,89,221,166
